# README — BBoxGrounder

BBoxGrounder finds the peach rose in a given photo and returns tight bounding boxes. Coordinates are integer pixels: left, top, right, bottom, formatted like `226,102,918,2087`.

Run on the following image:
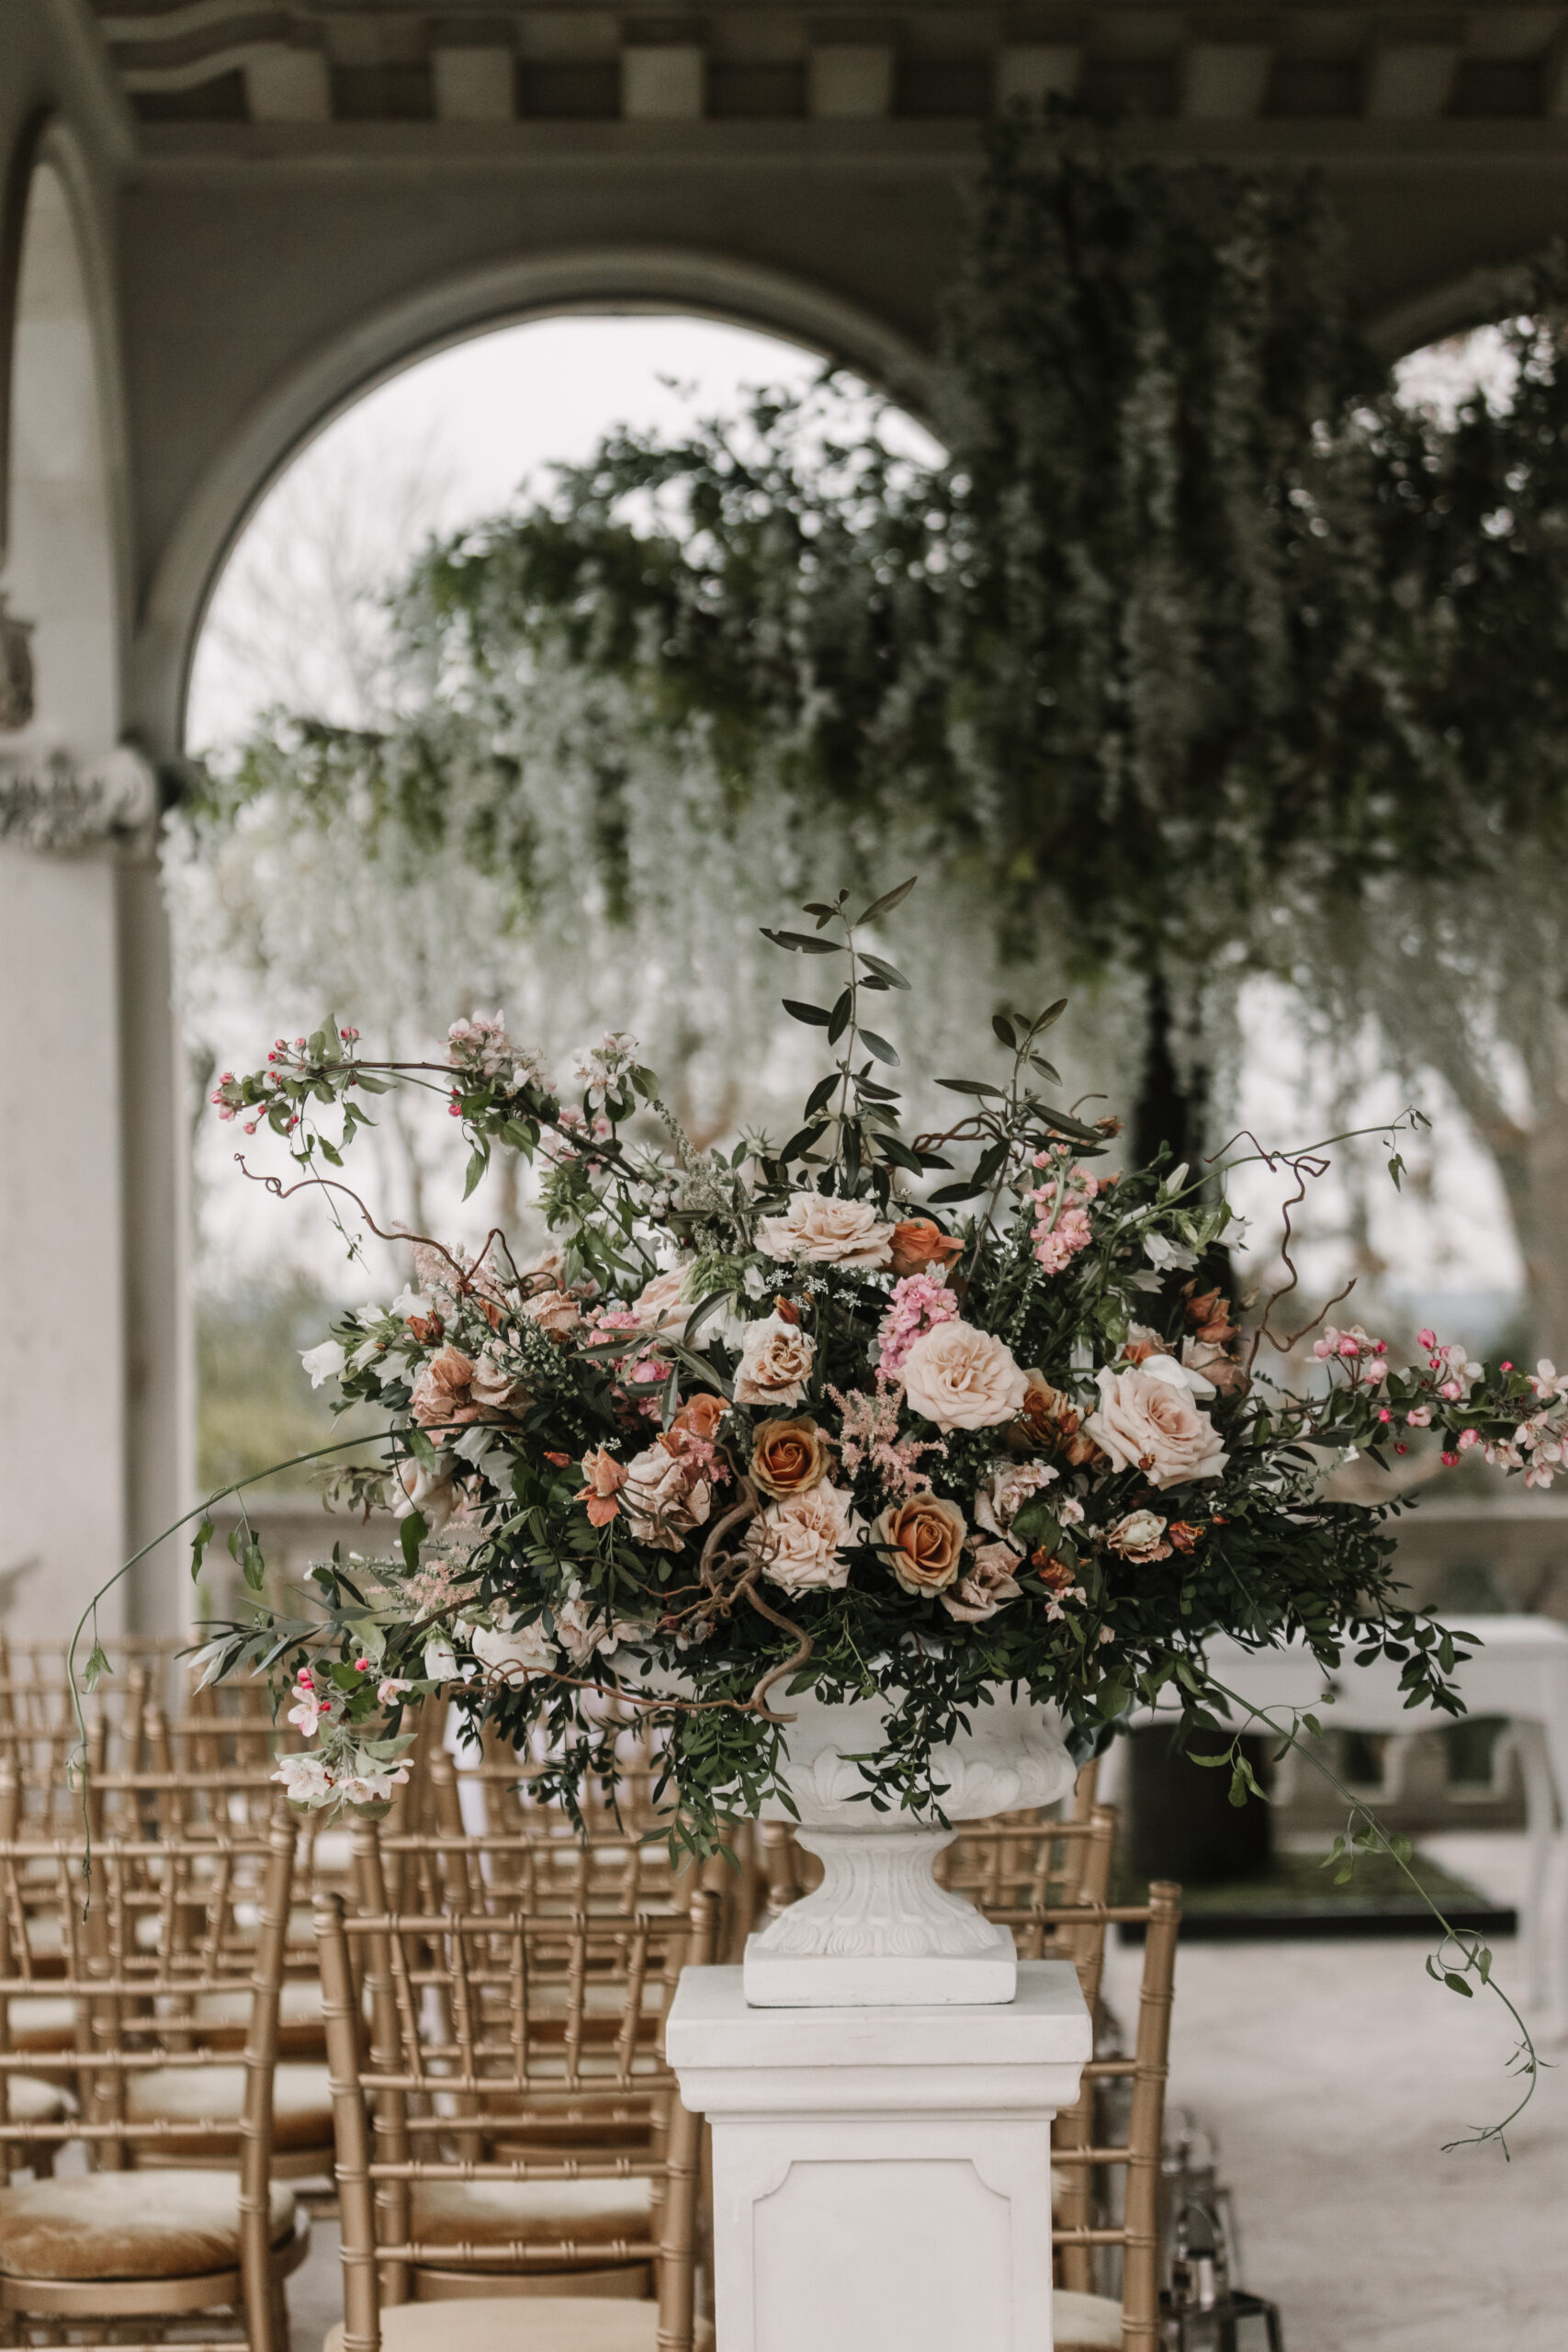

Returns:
1185,1286,1238,1346
1082,1363,1228,1489
756,1192,894,1270
1106,1508,1171,1563
889,1218,964,1279
621,1434,712,1551
873,1492,968,1596
734,1312,816,1408
941,1542,1023,1623
577,1446,626,1527
750,1416,831,1499
523,1288,581,1340
900,1321,1028,1433
672,1392,728,1442
746,1482,861,1594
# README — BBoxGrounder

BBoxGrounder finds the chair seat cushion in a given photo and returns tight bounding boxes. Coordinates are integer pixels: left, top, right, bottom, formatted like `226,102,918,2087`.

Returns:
0,2170,298,2280
126,2061,333,2152
6,2074,73,2123
325,2298,714,2352
6,1996,75,2052
411,2177,653,2266
1053,2290,1124,2349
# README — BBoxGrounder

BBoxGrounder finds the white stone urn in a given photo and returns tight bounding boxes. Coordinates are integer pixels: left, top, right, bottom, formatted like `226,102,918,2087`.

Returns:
743,1682,1075,2007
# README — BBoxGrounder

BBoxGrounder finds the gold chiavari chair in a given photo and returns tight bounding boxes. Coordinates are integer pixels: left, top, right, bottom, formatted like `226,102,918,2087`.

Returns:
1048,1882,1182,2352
316,1878,718,2352
0,1809,312,2351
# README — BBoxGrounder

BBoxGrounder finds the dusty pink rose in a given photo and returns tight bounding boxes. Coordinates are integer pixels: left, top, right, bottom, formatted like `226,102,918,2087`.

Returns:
621,1434,712,1550
410,1346,486,1435
1082,1363,1228,1489
1181,1335,1247,1396
468,1348,533,1416
941,1543,1023,1623
1121,1324,1165,1366
734,1312,816,1408
523,1288,581,1340
756,1192,895,1270
1106,1509,1172,1564
900,1321,1028,1432
746,1483,861,1594
973,1459,1059,1548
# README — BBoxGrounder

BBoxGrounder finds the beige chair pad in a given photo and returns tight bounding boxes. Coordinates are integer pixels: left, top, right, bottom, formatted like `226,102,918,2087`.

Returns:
411,2177,652,2265
7,1996,75,2050
0,2171,298,2280
1053,2289,1124,2349
180,1982,327,2030
126,2061,332,2150
6,2074,73,2123
325,2298,714,2352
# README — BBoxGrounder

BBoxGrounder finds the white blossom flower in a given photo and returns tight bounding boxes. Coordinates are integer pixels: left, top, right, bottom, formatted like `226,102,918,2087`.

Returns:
300,1340,345,1388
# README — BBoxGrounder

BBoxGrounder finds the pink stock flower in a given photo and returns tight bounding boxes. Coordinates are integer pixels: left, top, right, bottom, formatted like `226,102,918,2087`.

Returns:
876,1274,960,1379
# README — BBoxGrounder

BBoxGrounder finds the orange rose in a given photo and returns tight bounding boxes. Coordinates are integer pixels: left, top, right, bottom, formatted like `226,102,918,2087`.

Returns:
750,1415,831,1499
888,1218,964,1278
1011,1371,1104,1468
872,1494,967,1597
673,1392,728,1442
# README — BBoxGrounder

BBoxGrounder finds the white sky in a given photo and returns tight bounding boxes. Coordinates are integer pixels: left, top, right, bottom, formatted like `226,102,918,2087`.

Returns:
183,312,1526,1345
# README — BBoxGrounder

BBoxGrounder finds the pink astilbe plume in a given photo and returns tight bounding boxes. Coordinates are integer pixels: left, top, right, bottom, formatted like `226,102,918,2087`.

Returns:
829,1380,946,1498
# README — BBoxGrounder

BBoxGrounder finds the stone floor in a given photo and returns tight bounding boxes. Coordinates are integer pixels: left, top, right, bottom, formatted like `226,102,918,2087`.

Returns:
1100,1832,1568,2352
285,1832,1567,2352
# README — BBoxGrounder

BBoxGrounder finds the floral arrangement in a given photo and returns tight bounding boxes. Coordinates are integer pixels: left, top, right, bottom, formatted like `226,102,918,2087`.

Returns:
199,882,1550,1849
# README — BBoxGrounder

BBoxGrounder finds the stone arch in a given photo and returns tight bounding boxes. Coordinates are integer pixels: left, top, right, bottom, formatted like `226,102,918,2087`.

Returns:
132,244,931,759
1,114,131,768
1366,264,1528,364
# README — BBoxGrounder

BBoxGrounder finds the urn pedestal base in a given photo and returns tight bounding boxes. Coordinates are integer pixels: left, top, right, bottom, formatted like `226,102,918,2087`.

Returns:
668,1961,1093,2352
742,1826,1019,2007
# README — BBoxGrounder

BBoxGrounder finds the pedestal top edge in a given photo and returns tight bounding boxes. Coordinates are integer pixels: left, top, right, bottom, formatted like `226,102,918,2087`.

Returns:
668,1958,1092,2066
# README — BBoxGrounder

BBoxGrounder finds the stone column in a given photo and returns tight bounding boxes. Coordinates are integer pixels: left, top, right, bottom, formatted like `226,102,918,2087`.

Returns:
667,1960,1091,2352
0,749,184,1642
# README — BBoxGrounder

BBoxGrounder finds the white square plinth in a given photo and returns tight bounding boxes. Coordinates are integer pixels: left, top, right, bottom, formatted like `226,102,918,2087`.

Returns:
742,1930,1018,2007
668,1962,1091,2352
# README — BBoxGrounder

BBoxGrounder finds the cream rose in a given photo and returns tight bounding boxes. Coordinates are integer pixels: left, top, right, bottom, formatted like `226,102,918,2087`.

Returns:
750,1415,832,1499
973,1459,1059,1549
621,1436,712,1551
900,1321,1028,1432
1082,1364,1228,1488
628,1263,695,1335
873,1493,968,1596
746,1482,861,1594
1106,1509,1171,1563
471,1614,558,1681
756,1192,895,1270
734,1312,816,1408
941,1542,1024,1623
392,1454,459,1534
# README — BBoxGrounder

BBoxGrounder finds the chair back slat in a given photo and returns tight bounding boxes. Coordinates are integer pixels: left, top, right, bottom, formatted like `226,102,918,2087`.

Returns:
319,1820,719,2352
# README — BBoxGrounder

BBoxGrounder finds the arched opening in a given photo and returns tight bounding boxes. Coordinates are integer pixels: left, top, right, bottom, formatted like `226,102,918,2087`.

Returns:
175,305,945,1510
